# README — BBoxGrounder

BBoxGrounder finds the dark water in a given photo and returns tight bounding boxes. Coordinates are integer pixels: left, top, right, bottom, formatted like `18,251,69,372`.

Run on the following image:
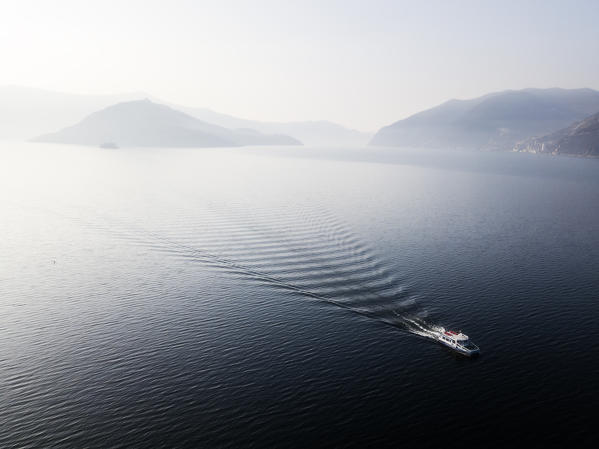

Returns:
1,143,599,447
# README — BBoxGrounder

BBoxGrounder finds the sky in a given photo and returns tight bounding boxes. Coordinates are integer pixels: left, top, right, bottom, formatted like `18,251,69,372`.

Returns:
1,0,599,131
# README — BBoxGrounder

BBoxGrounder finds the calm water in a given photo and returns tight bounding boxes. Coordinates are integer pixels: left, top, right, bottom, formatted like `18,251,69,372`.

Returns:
1,143,599,447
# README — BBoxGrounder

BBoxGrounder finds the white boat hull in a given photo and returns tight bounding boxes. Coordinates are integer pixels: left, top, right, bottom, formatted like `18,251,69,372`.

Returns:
433,331,480,356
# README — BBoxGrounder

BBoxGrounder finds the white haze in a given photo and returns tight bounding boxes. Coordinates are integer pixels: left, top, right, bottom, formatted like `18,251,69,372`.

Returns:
1,0,599,131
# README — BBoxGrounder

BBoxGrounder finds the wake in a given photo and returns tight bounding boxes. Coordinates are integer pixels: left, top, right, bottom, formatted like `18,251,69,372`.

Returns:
61,200,444,340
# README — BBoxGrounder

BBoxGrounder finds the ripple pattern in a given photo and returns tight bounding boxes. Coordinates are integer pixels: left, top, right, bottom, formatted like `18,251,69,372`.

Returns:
72,201,438,337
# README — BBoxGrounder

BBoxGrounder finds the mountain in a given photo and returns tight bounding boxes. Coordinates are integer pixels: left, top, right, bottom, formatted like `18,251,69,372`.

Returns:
513,112,599,157
370,88,599,151
0,85,146,139
32,99,302,147
168,104,372,147
1,85,370,146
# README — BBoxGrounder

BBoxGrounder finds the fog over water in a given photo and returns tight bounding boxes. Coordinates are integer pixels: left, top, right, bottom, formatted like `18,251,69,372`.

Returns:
2,1,599,446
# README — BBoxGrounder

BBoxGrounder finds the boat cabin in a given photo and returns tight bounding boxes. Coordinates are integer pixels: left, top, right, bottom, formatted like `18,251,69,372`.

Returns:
441,330,476,349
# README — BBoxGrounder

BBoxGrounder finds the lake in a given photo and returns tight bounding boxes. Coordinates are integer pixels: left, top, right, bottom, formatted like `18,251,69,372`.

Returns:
1,143,598,447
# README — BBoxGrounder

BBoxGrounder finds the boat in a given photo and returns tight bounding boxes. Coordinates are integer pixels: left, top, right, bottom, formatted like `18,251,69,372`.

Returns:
433,328,479,356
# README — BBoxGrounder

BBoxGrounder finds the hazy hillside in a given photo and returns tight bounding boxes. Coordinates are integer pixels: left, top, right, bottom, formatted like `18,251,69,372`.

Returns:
513,112,599,157
1,86,369,146
0,86,146,139
370,88,599,151
172,104,372,147
33,100,302,148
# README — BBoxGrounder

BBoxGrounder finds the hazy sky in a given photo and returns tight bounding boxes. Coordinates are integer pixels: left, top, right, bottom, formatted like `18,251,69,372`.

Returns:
2,0,598,130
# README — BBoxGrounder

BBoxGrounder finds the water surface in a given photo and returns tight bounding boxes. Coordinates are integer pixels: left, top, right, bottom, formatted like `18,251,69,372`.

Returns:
1,143,598,447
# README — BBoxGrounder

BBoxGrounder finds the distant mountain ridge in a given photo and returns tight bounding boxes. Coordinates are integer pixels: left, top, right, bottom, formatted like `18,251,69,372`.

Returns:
513,112,599,157
1,86,370,146
32,99,302,148
0,85,146,139
370,88,599,152
173,104,372,147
